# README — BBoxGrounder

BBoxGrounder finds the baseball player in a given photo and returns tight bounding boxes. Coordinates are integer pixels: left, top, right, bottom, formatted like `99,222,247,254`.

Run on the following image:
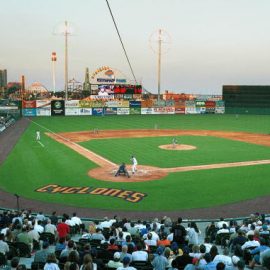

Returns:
172,137,178,149
131,155,138,174
36,130,41,141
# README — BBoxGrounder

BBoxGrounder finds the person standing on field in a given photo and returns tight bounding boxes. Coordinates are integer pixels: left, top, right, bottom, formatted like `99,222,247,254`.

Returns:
36,130,41,141
131,155,138,174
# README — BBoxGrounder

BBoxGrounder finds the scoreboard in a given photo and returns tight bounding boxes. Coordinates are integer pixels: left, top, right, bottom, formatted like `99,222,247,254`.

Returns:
223,85,270,108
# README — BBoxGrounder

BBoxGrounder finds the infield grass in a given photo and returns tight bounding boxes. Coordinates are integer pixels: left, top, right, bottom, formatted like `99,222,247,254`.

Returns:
1,114,270,211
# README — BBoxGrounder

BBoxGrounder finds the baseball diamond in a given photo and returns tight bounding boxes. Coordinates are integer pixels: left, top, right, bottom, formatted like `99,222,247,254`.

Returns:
1,114,270,219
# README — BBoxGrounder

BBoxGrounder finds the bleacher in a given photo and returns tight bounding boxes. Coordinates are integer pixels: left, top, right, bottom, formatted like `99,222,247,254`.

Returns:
0,210,270,270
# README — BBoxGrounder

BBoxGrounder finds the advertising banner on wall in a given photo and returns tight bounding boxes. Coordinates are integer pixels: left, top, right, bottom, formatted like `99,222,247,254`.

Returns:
36,100,51,116
65,100,80,107
153,100,166,107
141,99,153,108
215,100,225,114
129,101,141,107
196,107,206,114
123,94,133,100
185,107,197,114
79,100,104,108
65,108,81,116
132,94,141,100
205,101,216,114
92,108,104,116
117,108,130,115
22,108,36,116
175,107,185,114
36,108,51,116
105,100,129,108
51,100,65,116
23,100,36,108
104,107,117,115
79,108,92,116
152,107,175,114
130,107,141,114
141,108,153,114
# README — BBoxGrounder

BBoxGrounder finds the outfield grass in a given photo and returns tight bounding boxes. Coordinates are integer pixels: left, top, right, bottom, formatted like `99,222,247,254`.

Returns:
80,136,270,168
1,114,270,211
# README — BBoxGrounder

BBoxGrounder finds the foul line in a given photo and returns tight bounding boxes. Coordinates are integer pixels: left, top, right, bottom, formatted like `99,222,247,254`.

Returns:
27,118,116,167
37,141,44,148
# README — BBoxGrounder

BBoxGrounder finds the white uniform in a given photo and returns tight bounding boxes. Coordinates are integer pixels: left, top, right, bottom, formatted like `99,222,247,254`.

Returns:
36,131,40,141
131,156,138,174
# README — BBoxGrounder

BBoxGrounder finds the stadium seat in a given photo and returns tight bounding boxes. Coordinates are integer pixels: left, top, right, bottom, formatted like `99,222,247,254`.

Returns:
40,232,55,244
14,242,31,257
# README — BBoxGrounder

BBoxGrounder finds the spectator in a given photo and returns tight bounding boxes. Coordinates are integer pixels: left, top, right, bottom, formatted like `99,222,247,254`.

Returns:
116,256,136,270
119,245,132,263
49,212,58,226
188,222,200,246
10,257,19,270
45,219,57,236
16,227,32,250
34,220,44,234
241,234,260,250
157,233,171,247
144,233,157,247
34,241,51,263
55,237,66,252
0,234,9,255
60,240,79,259
131,242,148,261
213,247,232,266
172,218,186,247
44,253,60,270
80,254,97,270
0,254,11,270
151,246,169,270
91,228,105,242
57,218,70,240
107,252,123,269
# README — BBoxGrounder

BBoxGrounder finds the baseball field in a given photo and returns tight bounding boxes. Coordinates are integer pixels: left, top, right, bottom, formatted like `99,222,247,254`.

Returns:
1,114,270,215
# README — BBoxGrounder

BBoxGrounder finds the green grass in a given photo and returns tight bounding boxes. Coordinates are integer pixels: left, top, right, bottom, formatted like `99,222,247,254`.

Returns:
80,136,270,168
1,114,270,212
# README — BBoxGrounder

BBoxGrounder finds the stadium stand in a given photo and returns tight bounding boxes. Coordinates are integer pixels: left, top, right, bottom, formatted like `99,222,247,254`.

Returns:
0,210,270,270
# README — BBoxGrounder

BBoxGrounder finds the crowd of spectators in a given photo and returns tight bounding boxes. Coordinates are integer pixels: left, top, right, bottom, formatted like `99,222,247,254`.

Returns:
0,210,270,270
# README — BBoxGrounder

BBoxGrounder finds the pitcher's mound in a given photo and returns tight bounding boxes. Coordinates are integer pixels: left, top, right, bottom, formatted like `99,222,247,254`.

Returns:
88,165,168,182
159,144,197,150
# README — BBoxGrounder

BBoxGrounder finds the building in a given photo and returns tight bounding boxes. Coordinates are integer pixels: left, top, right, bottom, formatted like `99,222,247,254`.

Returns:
0,69,7,88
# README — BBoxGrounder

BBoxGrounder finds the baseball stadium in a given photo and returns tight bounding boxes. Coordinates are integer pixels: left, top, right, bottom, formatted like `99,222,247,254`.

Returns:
1,84,270,220
2,2,270,269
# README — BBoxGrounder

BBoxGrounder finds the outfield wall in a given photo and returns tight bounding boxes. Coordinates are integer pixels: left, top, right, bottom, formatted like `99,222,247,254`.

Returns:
21,100,225,116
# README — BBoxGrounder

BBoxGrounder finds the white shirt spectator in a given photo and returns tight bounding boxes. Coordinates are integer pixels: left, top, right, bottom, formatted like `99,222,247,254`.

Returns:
217,221,228,229
34,222,44,234
241,240,260,250
132,250,148,261
144,239,157,246
71,216,82,226
45,223,57,235
213,255,233,266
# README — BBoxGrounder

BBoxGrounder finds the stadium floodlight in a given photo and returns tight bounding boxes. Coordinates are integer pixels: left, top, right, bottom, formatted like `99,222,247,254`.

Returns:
149,29,172,104
53,21,76,100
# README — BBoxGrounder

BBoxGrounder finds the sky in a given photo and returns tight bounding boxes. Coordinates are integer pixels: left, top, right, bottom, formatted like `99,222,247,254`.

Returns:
1,0,270,94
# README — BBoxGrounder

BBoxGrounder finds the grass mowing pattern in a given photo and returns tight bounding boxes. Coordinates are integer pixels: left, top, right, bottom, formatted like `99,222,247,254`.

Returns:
80,136,270,168
0,114,270,211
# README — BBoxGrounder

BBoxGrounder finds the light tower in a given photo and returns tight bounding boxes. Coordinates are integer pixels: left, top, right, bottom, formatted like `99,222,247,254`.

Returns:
150,29,171,104
51,52,57,93
54,21,75,100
